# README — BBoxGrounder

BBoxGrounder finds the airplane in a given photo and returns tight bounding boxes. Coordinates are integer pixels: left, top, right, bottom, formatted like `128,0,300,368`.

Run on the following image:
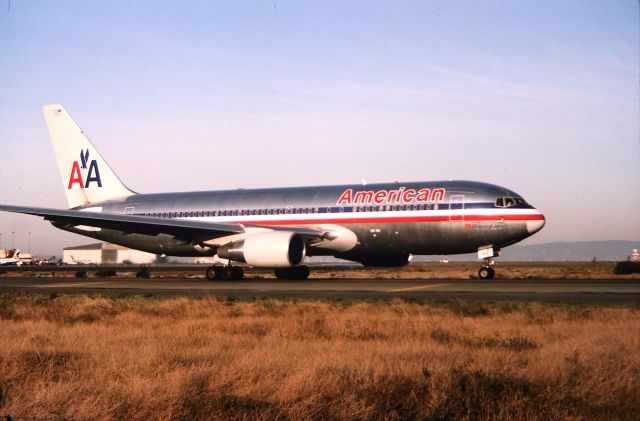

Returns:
0,249,23,266
67,255,92,265
34,256,56,265
0,104,545,280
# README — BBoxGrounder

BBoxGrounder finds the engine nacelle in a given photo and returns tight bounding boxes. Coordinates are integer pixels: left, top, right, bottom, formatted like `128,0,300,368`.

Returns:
217,231,306,268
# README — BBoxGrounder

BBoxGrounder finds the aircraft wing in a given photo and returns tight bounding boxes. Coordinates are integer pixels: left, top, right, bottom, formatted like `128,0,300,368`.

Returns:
0,205,326,245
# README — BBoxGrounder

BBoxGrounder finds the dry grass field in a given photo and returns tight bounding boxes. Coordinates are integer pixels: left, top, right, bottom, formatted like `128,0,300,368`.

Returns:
1,294,639,420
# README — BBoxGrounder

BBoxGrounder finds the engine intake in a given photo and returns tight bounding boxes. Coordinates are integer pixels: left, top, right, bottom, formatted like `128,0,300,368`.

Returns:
217,231,305,268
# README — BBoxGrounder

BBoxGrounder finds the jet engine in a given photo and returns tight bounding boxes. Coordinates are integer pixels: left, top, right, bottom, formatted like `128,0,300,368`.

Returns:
217,231,306,268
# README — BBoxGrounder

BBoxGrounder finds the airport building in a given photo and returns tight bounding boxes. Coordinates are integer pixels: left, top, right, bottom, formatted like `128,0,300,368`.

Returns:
63,243,157,265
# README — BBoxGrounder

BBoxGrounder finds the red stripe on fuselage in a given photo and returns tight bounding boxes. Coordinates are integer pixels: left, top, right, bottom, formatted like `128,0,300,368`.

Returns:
217,213,545,226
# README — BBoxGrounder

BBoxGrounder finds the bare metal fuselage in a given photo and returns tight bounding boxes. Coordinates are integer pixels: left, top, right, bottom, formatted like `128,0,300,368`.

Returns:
57,180,545,264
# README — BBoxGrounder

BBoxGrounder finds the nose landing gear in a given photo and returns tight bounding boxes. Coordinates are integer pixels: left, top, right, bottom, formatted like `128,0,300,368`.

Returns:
477,246,500,280
478,262,495,280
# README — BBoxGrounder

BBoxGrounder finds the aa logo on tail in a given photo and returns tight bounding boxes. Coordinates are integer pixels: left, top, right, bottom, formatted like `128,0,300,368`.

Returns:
68,149,102,189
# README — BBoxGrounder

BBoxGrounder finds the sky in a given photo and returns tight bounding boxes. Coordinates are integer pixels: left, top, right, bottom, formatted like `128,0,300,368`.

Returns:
0,1,638,256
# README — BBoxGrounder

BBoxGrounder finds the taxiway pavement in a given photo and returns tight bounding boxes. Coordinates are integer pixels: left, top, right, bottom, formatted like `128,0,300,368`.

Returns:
0,277,639,303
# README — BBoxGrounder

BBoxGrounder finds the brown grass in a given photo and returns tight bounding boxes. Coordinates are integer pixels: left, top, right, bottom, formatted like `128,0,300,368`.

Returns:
1,295,639,420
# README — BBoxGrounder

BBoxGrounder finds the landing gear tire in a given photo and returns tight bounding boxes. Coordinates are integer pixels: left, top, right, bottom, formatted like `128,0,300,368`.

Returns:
230,267,244,280
206,265,244,281
478,266,495,280
206,266,219,281
220,267,234,280
274,266,310,280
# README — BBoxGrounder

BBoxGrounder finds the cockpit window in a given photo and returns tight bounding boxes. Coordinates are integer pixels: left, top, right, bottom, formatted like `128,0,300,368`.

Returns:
496,197,526,208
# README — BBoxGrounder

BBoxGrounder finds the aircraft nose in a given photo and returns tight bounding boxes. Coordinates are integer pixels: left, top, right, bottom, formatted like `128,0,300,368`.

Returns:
526,212,546,234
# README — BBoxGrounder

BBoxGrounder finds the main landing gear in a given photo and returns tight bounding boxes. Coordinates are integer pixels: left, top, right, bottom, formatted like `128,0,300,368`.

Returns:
274,265,310,280
206,265,244,281
205,265,311,281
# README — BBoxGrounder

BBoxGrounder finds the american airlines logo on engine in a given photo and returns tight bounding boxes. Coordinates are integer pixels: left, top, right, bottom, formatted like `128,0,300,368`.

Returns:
68,149,102,189
337,187,446,205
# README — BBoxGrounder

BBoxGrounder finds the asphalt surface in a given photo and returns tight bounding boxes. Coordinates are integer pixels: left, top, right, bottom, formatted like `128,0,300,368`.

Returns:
0,276,639,303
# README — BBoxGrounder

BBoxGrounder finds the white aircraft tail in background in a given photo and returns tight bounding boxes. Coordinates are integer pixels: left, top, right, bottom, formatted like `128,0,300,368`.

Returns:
0,249,23,266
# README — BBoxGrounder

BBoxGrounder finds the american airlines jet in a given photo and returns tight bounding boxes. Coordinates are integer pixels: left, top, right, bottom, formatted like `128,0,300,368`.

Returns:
0,105,545,280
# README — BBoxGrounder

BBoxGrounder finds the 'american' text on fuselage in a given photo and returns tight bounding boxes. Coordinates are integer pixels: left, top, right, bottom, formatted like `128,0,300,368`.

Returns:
337,187,446,206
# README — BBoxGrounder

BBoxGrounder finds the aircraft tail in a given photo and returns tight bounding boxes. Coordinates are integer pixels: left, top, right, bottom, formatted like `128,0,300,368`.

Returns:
43,104,136,209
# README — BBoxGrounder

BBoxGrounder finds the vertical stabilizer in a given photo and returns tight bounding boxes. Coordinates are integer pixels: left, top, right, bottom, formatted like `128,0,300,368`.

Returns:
43,104,135,209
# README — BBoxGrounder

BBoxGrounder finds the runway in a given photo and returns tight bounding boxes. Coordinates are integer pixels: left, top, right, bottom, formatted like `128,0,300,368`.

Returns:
1,276,639,303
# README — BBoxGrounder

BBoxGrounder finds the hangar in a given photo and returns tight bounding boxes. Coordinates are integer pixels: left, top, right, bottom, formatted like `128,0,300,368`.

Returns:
63,243,157,265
